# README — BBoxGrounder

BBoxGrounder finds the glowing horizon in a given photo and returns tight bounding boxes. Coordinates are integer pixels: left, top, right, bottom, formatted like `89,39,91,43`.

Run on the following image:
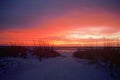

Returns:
0,0,120,46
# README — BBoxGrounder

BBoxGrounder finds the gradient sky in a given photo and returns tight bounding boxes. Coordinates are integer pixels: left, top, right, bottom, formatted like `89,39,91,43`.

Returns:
0,0,120,46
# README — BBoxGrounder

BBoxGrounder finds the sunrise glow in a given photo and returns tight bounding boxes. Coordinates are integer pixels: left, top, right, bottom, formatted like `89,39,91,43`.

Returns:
0,0,120,46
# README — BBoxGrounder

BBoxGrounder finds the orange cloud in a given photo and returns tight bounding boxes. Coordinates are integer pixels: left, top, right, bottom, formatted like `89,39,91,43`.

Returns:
0,9,120,46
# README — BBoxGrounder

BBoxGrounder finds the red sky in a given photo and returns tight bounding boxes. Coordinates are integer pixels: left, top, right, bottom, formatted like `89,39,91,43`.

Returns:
0,0,120,46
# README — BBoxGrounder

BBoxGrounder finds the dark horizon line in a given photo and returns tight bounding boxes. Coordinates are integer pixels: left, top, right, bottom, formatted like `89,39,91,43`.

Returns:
0,45,120,48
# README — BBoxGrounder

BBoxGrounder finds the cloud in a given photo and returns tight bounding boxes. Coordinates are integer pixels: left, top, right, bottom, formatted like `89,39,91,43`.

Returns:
0,0,120,30
0,0,120,45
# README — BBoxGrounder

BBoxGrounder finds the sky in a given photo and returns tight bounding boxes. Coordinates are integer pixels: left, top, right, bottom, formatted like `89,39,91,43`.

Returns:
0,0,120,46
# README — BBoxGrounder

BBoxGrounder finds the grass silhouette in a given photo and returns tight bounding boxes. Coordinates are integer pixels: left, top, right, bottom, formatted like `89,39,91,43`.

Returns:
32,40,61,60
73,47,120,69
0,46,28,58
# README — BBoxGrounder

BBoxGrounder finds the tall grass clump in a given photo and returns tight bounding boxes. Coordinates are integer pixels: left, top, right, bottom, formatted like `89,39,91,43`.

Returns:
73,38,120,69
0,45,28,58
32,40,61,60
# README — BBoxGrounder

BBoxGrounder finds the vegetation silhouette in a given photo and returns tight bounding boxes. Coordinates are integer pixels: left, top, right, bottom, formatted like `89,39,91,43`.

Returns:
0,40,61,60
73,46,120,78
32,40,61,60
0,46,28,58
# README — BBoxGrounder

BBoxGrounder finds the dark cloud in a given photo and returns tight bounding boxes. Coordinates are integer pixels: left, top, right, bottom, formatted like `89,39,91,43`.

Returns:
0,0,120,30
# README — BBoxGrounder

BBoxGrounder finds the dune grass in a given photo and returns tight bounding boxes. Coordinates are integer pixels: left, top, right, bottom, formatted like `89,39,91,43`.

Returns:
0,46,28,58
32,40,61,60
73,47,120,69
